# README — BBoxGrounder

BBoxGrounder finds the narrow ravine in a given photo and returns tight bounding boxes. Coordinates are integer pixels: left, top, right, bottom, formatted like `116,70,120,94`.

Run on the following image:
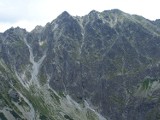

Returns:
60,94,108,120
9,83,36,120
84,100,107,120
17,90,36,120
15,70,30,88
78,18,85,56
24,38,46,87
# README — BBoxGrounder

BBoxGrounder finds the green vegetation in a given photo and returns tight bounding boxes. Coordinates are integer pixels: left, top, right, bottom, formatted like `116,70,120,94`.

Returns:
0,93,23,116
110,95,125,106
141,79,150,90
10,110,21,119
86,109,98,120
39,114,48,120
58,91,66,97
25,71,31,80
50,92,60,104
40,41,47,50
141,78,159,90
0,113,7,120
38,71,47,85
12,40,25,48
64,114,74,120
25,92,49,115
18,98,29,108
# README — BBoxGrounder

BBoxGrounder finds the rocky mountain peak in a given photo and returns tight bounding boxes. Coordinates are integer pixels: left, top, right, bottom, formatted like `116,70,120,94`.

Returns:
2,27,27,43
89,10,99,15
102,9,125,16
52,11,76,29
57,11,72,20
31,25,43,33
153,19,160,27
155,19,160,23
4,27,26,34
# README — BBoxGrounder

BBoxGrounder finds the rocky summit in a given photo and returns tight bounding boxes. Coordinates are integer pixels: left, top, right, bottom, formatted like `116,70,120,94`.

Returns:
0,9,160,120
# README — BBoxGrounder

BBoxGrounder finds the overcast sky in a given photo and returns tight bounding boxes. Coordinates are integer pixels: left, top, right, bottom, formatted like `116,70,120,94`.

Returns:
0,0,159,32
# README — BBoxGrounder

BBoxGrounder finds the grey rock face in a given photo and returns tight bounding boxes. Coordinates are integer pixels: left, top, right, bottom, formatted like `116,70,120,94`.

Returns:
1,9,160,120
8,89,19,102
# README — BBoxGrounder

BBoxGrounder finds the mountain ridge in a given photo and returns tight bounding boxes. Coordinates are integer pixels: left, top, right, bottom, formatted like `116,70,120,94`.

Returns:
4,9,160,33
0,9,160,120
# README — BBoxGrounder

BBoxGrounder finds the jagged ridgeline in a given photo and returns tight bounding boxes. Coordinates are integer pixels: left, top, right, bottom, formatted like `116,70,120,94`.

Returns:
0,9,160,120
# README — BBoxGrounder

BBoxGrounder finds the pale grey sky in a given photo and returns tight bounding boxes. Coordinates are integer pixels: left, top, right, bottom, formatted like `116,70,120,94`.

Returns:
0,0,159,32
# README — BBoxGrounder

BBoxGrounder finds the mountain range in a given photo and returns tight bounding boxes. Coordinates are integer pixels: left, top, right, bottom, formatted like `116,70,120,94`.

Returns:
0,9,160,120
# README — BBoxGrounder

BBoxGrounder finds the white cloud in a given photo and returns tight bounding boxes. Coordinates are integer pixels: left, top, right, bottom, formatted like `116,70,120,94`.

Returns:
0,0,160,32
